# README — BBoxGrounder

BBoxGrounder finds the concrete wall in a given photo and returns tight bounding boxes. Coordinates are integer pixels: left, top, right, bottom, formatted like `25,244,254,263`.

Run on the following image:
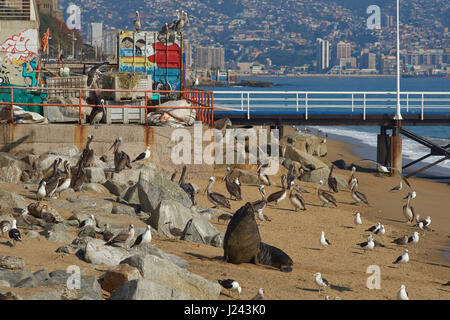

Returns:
0,124,214,180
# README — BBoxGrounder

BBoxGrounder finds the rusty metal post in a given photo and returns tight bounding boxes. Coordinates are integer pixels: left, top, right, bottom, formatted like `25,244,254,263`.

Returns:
10,87,14,124
79,89,82,124
145,91,148,126
377,126,390,168
211,91,214,128
391,120,402,177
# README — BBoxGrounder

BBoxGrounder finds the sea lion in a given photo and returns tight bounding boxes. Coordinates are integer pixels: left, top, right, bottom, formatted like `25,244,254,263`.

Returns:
256,242,293,272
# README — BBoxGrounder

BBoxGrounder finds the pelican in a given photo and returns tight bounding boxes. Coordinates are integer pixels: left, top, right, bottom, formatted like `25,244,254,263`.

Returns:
110,137,132,173
132,146,151,163
266,175,288,206
205,177,231,209
179,165,197,206
350,178,369,206
131,225,152,248
250,185,267,216
167,9,180,30
327,165,338,193
55,161,72,197
89,99,106,127
289,184,306,211
286,163,297,187
317,180,337,207
164,221,192,239
257,161,272,186
134,11,141,32
102,224,114,242
175,10,189,32
71,161,86,192
223,167,242,201
45,162,62,199
402,192,416,224
347,166,356,188
78,135,94,168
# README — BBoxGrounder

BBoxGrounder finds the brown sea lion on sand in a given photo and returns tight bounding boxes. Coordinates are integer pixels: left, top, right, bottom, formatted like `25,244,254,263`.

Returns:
256,242,293,272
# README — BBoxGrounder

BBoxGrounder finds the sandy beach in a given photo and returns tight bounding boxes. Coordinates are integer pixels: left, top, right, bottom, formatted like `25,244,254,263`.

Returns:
0,127,449,300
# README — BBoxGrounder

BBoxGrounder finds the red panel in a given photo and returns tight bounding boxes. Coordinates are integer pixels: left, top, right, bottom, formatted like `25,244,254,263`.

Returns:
148,43,181,69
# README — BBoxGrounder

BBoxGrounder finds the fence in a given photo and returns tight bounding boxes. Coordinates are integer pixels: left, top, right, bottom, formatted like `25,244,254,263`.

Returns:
0,86,214,127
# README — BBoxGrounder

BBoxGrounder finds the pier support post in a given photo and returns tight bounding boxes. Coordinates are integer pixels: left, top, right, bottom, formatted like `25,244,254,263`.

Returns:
391,121,402,177
377,126,390,168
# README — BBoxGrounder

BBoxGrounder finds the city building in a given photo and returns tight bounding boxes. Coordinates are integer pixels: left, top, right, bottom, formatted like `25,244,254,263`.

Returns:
102,30,118,58
361,52,376,70
36,0,63,20
88,22,103,49
316,38,330,72
194,46,225,70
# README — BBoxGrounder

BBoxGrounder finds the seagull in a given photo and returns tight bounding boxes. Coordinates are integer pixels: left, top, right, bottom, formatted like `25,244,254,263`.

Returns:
374,224,385,235
393,249,409,265
392,235,409,245
408,232,419,245
416,216,431,229
403,191,417,200
251,288,264,300
354,212,362,226
390,181,402,192
132,146,151,163
357,235,375,252
79,214,96,228
8,220,21,246
36,180,47,201
354,159,391,175
366,222,381,233
218,279,241,297
320,231,331,247
131,225,152,248
314,272,329,294
397,284,409,300
105,224,135,249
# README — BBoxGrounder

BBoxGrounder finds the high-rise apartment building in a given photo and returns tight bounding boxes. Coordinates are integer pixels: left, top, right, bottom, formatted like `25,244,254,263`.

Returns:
194,46,225,70
316,38,330,72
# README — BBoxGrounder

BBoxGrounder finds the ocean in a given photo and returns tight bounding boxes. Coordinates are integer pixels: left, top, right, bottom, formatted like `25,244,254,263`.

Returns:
200,76,450,180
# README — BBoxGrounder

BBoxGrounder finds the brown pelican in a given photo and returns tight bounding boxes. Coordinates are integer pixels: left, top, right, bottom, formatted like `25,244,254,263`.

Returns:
88,99,106,126
131,225,152,248
327,165,338,193
105,224,135,249
110,137,132,173
205,177,231,209
167,9,180,30
19,209,44,228
286,163,297,187
132,146,151,163
250,185,267,216
44,159,62,199
257,161,272,186
179,165,197,206
79,135,94,168
350,178,369,206
175,10,189,33
134,11,141,32
317,180,337,207
402,192,416,223
267,175,288,206
289,184,306,211
164,221,192,238
71,161,86,192
55,161,71,197
223,167,242,201
347,166,356,188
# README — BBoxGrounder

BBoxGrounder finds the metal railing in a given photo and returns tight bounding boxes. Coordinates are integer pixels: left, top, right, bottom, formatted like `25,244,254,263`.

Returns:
0,86,214,127
212,91,450,120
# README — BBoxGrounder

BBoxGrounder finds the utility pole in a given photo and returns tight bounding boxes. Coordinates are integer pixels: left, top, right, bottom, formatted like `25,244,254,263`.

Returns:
72,31,77,59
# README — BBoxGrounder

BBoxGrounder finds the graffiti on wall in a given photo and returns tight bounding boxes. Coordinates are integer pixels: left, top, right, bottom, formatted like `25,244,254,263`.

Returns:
118,31,182,91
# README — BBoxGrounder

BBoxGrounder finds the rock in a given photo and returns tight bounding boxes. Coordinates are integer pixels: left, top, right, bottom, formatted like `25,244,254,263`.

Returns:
0,291,23,300
111,205,136,217
43,230,76,243
0,165,22,183
333,159,348,170
0,280,10,287
52,196,113,214
120,254,220,300
101,264,141,293
30,290,61,300
25,231,41,240
85,167,107,184
123,184,140,205
0,269,33,286
109,279,194,300
182,217,222,247
300,167,348,188
81,183,110,194
284,145,329,171
45,270,103,300
228,168,260,185
44,223,69,233
77,226,97,239
14,276,38,288
83,239,132,267
0,190,28,211
223,203,261,264
33,269,50,283
137,163,192,214
149,200,197,237
0,256,25,270
280,134,308,153
47,146,81,158
131,243,189,269
111,169,141,186
103,180,127,196
27,202,64,223
63,219,80,228
0,152,30,171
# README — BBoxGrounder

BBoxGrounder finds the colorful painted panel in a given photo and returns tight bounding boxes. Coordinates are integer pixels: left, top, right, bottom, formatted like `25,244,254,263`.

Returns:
118,30,182,91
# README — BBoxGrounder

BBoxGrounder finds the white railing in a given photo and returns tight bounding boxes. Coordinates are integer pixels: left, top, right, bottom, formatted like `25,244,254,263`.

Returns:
212,91,450,120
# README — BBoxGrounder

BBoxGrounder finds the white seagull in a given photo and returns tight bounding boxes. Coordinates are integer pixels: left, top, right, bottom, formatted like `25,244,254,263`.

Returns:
314,272,330,294
357,235,375,252
393,249,409,265
397,284,409,300
132,146,151,163
374,224,386,235
408,232,419,245
218,279,241,297
131,225,152,248
320,231,331,247
354,212,362,226
80,214,96,228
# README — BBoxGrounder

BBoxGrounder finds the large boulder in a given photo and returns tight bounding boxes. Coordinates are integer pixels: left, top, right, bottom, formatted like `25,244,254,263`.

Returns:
109,279,194,300
284,145,329,171
149,200,197,237
82,239,133,267
131,243,189,269
0,165,22,183
101,264,141,293
0,256,25,270
122,184,140,205
84,167,107,184
228,168,260,185
137,163,192,213
223,203,261,264
120,254,221,300
0,152,30,171
27,203,64,223
300,167,348,188
0,269,33,286
50,196,113,214
182,217,223,247
0,190,28,211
